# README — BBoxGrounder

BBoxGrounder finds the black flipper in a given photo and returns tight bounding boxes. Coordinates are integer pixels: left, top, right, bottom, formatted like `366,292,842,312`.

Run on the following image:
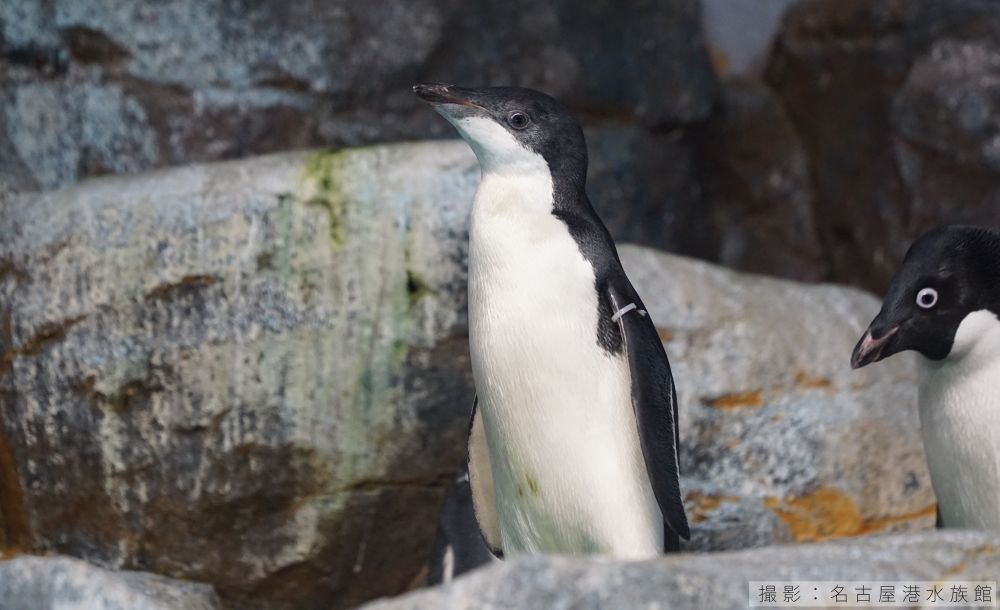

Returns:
936,507,944,529
606,282,691,545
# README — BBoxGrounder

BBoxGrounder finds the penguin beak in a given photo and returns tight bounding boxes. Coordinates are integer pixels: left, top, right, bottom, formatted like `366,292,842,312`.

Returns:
413,83,485,110
850,324,900,369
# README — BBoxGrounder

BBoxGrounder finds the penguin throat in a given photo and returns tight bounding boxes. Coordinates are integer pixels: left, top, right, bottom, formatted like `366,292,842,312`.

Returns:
938,309,1000,366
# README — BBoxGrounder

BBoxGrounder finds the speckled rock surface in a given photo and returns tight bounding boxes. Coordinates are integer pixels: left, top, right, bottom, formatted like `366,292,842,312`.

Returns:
620,246,933,550
893,39,1000,230
0,0,715,191
0,142,480,610
368,530,1000,610
1,138,939,606
766,0,1000,291
701,78,826,282
0,555,221,610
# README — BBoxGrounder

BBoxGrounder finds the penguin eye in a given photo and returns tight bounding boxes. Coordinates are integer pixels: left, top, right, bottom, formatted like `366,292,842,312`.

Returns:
507,111,530,130
916,287,939,309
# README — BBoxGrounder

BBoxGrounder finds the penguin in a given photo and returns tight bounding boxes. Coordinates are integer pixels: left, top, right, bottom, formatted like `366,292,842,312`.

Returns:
851,225,1000,531
413,83,690,558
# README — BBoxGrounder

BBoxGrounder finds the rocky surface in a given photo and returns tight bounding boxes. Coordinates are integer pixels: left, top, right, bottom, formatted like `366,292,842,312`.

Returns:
893,39,1000,232
368,530,1000,610
0,138,943,606
0,555,221,610
0,0,715,257
430,240,933,577
701,0,802,77
0,0,714,200
0,142,481,610
701,79,826,282
766,0,1000,291
620,247,932,551
586,124,709,261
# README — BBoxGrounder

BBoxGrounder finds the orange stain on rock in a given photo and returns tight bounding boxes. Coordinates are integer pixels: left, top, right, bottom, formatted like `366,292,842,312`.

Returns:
765,488,936,542
794,371,834,390
705,390,764,410
655,327,673,343
685,491,739,523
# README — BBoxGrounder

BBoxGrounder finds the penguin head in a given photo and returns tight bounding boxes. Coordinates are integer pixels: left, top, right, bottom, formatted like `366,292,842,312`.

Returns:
414,83,586,182
851,225,1000,368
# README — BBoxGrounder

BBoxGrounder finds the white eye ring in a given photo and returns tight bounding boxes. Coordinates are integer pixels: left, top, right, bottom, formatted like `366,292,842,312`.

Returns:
916,287,938,309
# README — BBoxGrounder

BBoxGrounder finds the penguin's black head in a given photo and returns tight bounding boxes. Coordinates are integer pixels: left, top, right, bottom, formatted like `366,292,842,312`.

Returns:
851,225,1000,368
414,83,587,184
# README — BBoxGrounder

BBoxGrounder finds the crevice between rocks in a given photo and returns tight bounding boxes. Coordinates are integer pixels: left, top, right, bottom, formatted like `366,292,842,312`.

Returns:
0,426,31,552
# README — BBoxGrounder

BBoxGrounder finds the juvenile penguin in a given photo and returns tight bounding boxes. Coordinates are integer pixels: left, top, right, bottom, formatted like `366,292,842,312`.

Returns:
414,83,689,557
851,225,1000,531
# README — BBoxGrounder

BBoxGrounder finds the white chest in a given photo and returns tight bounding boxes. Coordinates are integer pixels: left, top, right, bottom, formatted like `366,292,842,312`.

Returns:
465,171,661,557
918,310,1000,530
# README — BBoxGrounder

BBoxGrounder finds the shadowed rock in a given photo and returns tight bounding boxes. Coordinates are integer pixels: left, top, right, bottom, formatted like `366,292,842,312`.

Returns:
0,142,480,610
367,530,1000,610
0,555,221,610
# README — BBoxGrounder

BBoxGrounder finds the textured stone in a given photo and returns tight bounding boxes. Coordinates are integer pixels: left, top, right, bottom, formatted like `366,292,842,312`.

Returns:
368,530,1000,610
701,79,826,282
0,142,481,610
766,0,1000,291
0,0,715,191
701,0,802,77
421,0,716,127
0,555,221,610
892,39,1000,228
623,247,931,549
585,125,708,258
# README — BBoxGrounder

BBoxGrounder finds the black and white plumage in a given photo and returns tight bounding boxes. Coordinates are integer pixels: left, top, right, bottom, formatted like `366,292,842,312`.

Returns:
852,225,1000,531
414,83,689,558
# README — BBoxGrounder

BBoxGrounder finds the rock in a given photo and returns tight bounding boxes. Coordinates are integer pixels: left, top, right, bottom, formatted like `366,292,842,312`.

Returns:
0,136,938,604
0,0,715,191
0,555,221,610
585,125,708,258
701,79,827,282
421,0,716,127
892,39,1000,228
0,142,481,610
620,246,933,549
364,530,1000,610
0,133,38,197
766,0,1000,291
427,243,933,579
701,0,802,77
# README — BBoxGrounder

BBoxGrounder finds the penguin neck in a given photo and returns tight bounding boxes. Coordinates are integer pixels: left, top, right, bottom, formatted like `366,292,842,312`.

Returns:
965,229,1000,311
922,309,1000,375
472,154,589,220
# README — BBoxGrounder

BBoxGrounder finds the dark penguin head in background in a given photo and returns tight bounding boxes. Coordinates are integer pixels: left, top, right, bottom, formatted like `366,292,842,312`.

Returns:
413,83,587,186
851,225,1000,368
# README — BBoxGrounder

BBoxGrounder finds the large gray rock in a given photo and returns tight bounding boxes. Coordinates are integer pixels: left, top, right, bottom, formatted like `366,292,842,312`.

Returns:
366,530,1000,610
701,0,802,78
421,0,716,127
0,0,716,259
586,124,708,260
0,555,221,610
0,0,715,191
893,39,1000,228
701,79,827,282
623,246,932,550
0,142,481,609
1,138,938,605
766,0,1000,291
